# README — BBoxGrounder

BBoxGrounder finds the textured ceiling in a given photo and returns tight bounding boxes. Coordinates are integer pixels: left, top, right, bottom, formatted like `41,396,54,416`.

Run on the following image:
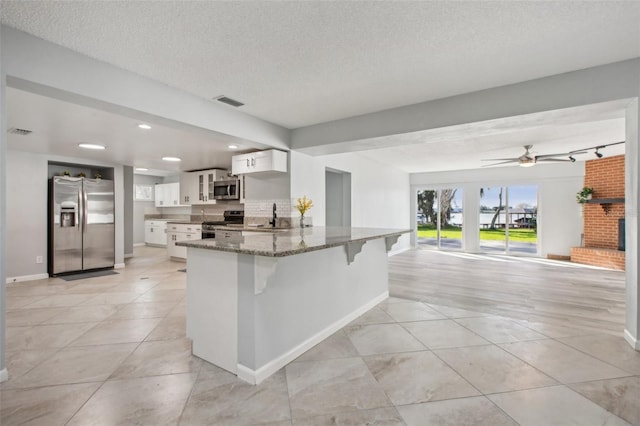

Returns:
2,1,639,129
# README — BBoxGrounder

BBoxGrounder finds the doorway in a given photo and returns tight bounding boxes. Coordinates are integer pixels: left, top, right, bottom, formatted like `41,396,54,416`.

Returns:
479,185,538,254
417,188,463,250
325,168,351,227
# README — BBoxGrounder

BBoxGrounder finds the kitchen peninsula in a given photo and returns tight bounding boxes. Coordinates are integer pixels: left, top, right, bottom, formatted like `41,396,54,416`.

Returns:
177,226,409,385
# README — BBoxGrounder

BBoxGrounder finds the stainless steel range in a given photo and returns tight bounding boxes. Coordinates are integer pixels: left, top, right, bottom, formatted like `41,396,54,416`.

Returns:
201,210,244,239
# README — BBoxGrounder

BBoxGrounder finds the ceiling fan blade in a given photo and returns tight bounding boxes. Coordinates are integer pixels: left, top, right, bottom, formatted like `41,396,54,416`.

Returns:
536,158,572,163
482,160,519,167
481,157,519,162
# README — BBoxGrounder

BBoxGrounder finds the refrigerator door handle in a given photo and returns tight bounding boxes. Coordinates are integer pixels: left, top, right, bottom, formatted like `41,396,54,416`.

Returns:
82,185,88,232
78,186,83,233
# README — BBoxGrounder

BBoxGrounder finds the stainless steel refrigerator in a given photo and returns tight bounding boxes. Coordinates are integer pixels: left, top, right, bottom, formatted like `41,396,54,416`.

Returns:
49,176,115,275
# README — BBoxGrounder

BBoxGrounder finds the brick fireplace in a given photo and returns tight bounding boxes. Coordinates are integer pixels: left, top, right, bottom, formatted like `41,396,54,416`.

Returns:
571,155,625,270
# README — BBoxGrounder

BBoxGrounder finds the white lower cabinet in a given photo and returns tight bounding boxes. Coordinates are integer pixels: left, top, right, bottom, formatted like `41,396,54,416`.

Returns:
145,220,168,246
167,223,202,260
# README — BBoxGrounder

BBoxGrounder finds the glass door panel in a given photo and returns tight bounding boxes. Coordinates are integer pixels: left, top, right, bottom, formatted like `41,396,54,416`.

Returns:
439,188,462,250
417,189,462,250
506,185,538,254
417,190,438,248
479,186,507,253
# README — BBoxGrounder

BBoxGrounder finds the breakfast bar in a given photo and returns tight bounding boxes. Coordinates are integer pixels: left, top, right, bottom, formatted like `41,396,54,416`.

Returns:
177,226,409,385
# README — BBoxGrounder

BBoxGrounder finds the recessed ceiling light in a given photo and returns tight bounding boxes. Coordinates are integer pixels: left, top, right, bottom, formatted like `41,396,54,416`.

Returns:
228,145,238,149
135,167,149,171
78,143,106,150
138,124,152,130
162,156,181,162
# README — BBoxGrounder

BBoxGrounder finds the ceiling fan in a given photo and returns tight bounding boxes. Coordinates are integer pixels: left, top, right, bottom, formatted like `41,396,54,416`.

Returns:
482,145,586,168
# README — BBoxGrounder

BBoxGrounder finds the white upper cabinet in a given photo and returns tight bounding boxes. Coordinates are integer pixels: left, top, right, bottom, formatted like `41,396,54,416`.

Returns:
179,172,198,205
155,182,183,207
232,150,287,175
179,169,230,205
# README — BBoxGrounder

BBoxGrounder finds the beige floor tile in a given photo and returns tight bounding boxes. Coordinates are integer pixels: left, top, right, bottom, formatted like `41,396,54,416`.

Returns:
79,292,141,306
6,322,98,350
6,295,47,310
292,407,404,425
569,376,640,426
349,306,396,326
108,301,178,319
559,333,640,375
0,382,101,426
42,304,122,324
5,307,65,326
180,365,291,425
402,319,490,349
364,351,480,405
377,297,413,307
433,345,557,394
167,301,187,317
107,280,160,294
512,319,592,338
397,396,517,426
426,304,490,319
345,323,425,356
294,330,359,362
380,301,446,322
6,343,137,388
21,293,96,309
145,315,186,341
488,385,630,426
454,316,546,344
57,281,121,294
1,349,58,384
136,289,186,303
69,318,163,346
500,339,631,383
110,338,201,379
67,373,197,426
286,357,391,419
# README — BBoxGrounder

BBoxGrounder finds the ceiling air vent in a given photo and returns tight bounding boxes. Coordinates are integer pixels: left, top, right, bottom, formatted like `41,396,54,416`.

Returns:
8,127,33,136
215,96,244,108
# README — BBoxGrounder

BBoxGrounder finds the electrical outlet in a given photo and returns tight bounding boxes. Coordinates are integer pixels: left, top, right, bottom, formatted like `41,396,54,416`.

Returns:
36,256,43,264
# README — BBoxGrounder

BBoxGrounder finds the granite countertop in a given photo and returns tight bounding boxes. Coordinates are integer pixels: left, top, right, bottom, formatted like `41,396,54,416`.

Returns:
166,221,204,225
176,226,410,257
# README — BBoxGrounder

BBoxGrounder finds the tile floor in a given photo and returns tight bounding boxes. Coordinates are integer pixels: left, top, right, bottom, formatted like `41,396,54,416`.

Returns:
1,246,639,425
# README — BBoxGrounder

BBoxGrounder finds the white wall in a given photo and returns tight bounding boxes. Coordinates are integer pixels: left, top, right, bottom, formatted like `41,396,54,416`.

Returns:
410,162,585,257
6,150,126,280
290,150,411,253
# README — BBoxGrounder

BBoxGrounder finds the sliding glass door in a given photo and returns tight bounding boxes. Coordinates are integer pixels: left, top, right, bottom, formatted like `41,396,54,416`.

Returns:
417,188,463,250
478,185,538,254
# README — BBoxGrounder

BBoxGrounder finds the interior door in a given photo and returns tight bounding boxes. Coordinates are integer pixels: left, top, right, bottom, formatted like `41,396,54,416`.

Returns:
51,177,83,274
82,179,115,270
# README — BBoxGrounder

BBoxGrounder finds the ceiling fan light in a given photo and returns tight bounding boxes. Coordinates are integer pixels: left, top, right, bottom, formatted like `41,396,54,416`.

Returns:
519,161,536,168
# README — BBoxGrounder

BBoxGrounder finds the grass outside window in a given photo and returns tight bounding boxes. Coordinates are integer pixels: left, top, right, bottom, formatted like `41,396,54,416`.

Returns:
417,225,537,242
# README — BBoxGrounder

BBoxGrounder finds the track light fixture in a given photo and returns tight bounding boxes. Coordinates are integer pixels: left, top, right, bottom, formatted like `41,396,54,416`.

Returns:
565,140,624,162
595,148,603,158
569,155,576,162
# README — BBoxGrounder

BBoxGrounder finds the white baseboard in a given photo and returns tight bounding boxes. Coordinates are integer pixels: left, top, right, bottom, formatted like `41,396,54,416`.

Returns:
388,246,410,257
114,263,126,269
624,329,640,350
133,243,145,247
237,291,389,385
124,253,134,259
6,273,49,284
0,368,8,383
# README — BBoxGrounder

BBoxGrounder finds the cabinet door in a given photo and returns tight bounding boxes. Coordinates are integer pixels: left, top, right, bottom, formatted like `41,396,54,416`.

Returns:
179,173,197,205
168,182,180,206
154,184,165,207
144,222,154,244
167,232,179,257
232,154,251,175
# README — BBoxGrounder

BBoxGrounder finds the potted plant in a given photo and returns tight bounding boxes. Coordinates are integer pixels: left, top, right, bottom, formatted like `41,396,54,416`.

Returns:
576,187,594,203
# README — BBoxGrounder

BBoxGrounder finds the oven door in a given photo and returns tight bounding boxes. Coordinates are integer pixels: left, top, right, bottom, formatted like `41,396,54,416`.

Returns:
201,230,217,239
213,180,239,200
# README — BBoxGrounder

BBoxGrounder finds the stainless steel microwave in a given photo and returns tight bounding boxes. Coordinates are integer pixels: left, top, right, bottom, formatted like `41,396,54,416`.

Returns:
213,179,240,200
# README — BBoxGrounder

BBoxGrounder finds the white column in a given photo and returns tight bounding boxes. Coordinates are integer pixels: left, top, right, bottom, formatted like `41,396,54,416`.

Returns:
625,98,640,350
0,34,8,382
463,185,480,253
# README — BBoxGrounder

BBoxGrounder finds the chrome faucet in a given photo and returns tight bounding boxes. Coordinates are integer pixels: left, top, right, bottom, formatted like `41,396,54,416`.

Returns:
269,203,277,227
